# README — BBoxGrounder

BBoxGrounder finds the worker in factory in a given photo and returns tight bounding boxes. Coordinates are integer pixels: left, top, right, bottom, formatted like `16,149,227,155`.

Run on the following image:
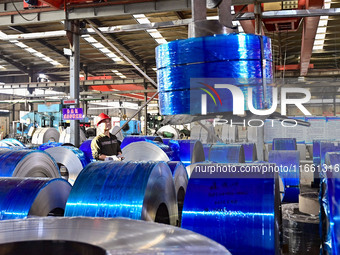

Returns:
91,113,123,161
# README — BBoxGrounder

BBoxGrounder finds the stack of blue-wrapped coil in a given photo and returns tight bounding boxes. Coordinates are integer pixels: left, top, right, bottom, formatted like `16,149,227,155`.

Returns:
168,140,205,166
79,139,94,163
156,34,273,115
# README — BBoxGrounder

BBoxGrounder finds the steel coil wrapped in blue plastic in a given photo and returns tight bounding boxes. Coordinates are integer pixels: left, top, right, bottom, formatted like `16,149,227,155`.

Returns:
65,161,178,225
241,143,257,163
272,138,297,150
0,149,60,177
156,34,272,69
0,138,25,147
156,34,273,115
168,140,205,166
208,144,245,163
79,139,94,163
321,152,340,254
268,150,300,203
181,163,279,254
0,178,71,220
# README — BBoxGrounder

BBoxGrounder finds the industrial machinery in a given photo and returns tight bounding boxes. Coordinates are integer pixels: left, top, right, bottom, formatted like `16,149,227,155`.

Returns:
120,120,141,136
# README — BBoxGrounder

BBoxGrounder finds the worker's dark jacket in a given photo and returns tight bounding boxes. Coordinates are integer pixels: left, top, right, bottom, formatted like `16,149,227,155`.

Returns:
91,133,122,160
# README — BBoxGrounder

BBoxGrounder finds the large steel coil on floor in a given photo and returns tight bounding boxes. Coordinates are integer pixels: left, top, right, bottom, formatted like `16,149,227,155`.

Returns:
321,152,340,254
208,144,245,163
45,146,89,185
0,217,230,254
268,150,300,203
120,135,160,148
65,161,178,226
282,203,320,255
156,34,273,115
0,138,25,147
0,149,60,177
167,161,188,226
168,139,205,166
0,178,71,220
31,128,60,145
181,163,279,255
122,141,178,161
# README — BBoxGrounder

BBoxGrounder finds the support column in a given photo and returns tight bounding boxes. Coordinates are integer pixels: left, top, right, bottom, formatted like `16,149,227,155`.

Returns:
254,1,262,35
67,20,80,147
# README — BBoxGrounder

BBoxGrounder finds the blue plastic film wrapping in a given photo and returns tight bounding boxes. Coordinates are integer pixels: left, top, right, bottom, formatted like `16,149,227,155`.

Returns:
0,149,60,177
208,144,245,163
268,150,300,203
0,138,25,147
79,139,94,163
0,178,71,220
203,144,213,160
156,34,272,69
241,143,257,163
65,161,178,225
120,136,160,148
181,163,277,254
320,141,340,175
322,152,340,254
158,60,273,92
159,85,273,115
168,140,205,166
272,138,297,150
38,142,63,151
64,145,89,168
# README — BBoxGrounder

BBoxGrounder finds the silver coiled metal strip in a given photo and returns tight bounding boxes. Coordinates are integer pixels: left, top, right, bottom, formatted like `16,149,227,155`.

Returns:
0,149,60,178
0,178,71,220
122,141,171,161
31,128,60,145
0,217,230,254
59,127,86,144
45,146,88,185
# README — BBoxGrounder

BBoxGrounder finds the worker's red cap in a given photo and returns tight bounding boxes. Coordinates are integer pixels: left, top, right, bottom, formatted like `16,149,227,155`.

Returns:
97,113,111,126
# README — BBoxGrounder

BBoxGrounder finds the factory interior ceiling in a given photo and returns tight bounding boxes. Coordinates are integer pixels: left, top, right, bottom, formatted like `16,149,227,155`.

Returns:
0,0,339,106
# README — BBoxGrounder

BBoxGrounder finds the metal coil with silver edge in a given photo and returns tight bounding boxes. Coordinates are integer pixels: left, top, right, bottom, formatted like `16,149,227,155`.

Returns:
272,138,297,150
181,163,280,255
282,203,320,255
321,152,340,254
45,146,89,185
79,139,94,163
65,161,178,225
59,127,86,144
0,217,230,254
31,127,60,145
0,138,25,147
167,161,188,226
120,135,160,148
268,150,300,203
122,140,178,162
0,178,71,220
156,34,273,115
0,149,60,178
168,139,205,166
208,144,245,163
